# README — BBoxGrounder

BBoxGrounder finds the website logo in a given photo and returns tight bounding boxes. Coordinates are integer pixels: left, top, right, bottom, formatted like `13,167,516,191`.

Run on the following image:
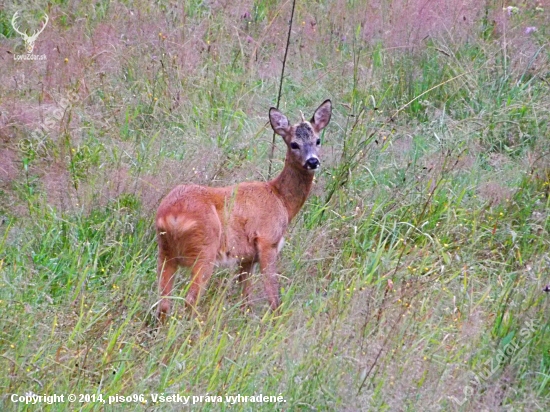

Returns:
11,11,48,60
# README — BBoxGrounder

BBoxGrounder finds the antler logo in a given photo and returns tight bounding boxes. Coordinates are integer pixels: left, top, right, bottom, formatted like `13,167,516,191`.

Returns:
11,11,49,54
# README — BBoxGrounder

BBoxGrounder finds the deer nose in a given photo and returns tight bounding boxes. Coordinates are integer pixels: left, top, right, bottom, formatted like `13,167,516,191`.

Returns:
305,157,320,170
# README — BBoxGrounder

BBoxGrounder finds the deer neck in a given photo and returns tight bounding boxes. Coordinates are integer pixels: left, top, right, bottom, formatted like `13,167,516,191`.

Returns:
269,156,314,222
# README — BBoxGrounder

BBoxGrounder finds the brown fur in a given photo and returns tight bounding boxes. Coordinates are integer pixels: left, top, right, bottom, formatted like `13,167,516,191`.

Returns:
155,100,332,319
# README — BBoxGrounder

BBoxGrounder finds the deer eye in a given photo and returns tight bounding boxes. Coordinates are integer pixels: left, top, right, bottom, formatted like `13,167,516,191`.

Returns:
316,139,321,145
290,142,300,150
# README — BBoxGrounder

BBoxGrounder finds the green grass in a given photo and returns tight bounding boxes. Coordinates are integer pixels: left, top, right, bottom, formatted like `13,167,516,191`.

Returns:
1,0,549,410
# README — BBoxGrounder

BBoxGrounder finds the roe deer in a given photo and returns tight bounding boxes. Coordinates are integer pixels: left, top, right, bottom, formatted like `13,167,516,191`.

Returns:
155,100,332,319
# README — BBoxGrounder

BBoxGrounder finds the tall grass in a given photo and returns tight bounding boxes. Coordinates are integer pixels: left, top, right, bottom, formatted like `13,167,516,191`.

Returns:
1,0,549,410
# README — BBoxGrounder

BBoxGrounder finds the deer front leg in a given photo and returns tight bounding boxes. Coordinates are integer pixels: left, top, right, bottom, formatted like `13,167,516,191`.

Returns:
258,240,281,310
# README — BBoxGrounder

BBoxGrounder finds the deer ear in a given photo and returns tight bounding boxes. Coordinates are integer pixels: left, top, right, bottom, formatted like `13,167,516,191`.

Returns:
310,99,332,133
269,108,290,137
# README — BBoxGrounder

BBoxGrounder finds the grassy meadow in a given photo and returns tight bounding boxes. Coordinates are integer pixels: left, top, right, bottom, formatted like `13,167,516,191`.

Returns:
1,0,549,410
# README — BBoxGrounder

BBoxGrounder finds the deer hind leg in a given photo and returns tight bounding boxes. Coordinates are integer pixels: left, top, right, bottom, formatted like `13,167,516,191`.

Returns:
258,240,281,310
157,246,178,321
185,255,216,312
183,208,221,313
238,260,254,307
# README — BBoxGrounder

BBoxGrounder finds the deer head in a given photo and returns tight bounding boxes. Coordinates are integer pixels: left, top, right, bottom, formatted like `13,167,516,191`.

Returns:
11,11,49,54
269,99,332,172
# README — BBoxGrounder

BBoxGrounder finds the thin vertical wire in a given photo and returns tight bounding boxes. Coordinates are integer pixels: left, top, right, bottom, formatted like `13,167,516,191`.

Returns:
268,0,297,178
